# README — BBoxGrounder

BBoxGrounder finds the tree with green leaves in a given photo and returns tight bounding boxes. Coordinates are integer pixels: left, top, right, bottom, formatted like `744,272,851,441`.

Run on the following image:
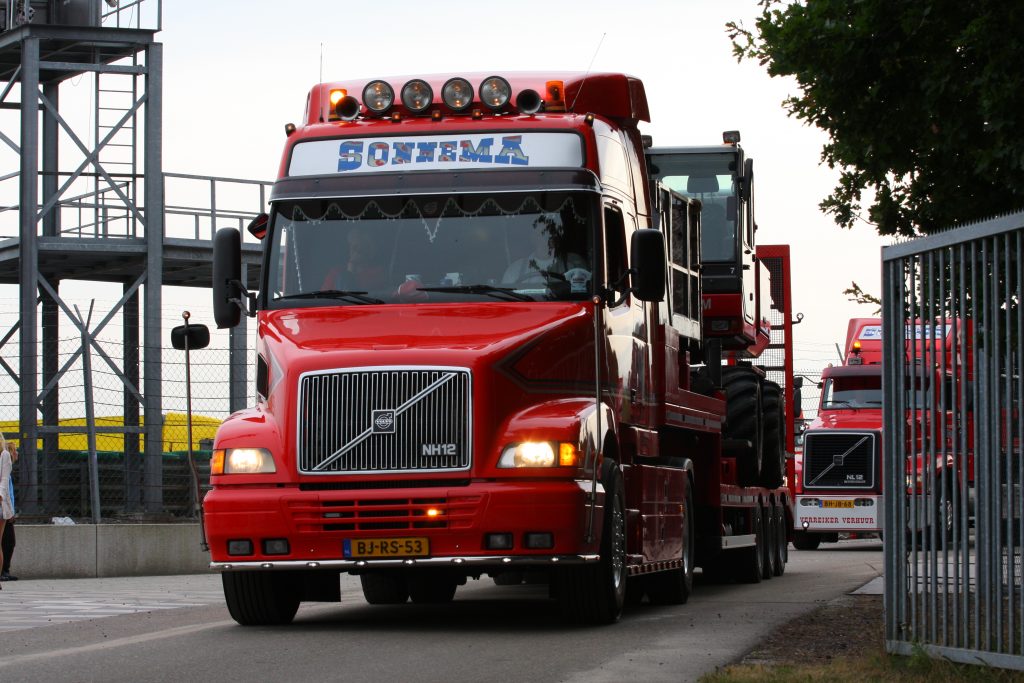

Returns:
729,1,1024,237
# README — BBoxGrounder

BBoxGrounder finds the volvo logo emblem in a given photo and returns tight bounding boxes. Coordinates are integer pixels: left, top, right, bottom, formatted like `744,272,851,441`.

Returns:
371,409,396,434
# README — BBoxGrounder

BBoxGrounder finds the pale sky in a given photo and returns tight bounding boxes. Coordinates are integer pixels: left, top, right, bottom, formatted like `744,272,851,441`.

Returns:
0,0,887,415
157,0,885,372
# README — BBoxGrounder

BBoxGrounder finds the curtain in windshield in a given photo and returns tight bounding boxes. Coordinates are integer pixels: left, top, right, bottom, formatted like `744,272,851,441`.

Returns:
266,192,595,305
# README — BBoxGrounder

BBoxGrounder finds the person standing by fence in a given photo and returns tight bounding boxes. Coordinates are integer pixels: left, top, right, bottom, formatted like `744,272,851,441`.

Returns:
1,437,16,581
0,434,13,589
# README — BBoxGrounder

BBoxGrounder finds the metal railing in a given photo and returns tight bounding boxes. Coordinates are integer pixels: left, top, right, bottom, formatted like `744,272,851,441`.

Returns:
883,211,1024,670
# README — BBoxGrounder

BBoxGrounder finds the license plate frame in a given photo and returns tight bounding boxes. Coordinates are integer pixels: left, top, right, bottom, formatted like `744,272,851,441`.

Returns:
343,537,430,559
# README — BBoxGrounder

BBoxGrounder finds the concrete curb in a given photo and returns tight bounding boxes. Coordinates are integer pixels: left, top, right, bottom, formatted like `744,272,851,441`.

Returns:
7,524,210,578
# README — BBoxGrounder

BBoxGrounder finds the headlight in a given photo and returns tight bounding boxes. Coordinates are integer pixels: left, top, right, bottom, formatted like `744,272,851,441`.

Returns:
212,448,276,474
363,80,394,114
442,77,474,112
478,76,511,110
401,79,433,113
498,441,577,468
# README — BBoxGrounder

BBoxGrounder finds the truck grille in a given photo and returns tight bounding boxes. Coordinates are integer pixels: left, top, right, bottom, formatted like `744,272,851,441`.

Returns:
297,367,471,475
802,431,878,489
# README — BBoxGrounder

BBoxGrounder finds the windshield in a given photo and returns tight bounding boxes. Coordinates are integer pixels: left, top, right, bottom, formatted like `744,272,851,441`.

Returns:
821,375,883,409
648,152,737,262
265,191,596,306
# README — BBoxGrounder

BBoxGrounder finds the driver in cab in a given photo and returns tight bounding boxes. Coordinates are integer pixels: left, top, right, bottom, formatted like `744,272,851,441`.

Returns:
502,214,588,290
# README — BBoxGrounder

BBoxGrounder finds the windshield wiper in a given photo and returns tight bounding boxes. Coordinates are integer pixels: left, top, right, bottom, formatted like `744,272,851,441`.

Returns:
415,284,534,302
278,289,385,305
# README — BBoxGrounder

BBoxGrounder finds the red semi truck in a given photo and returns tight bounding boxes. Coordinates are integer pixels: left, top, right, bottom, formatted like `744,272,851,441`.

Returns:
208,72,797,625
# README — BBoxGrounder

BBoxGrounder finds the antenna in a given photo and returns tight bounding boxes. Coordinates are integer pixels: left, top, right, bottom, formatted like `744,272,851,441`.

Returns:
318,43,325,123
570,32,606,112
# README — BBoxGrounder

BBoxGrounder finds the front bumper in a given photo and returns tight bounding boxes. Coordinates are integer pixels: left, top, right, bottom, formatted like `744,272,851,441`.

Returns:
205,478,602,571
793,494,882,533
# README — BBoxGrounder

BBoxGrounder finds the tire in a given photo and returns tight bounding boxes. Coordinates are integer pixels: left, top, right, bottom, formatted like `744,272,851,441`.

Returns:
723,368,762,487
408,571,459,604
925,490,954,549
759,382,785,489
555,463,627,624
647,480,695,605
772,504,787,576
735,505,763,584
360,572,410,604
792,530,821,551
760,504,776,580
222,571,301,626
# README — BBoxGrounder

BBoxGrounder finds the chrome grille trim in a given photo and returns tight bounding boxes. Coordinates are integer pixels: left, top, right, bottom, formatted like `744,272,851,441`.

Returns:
802,430,878,490
297,366,471,475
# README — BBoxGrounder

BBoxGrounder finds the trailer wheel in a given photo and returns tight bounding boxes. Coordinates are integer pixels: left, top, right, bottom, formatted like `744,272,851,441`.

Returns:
772,504,787,576
760,504,776,580
360,572,410,604
646,481,695,605
792,530,821,551
555,463,627,623
735,505,764,584
723,368,762,487
408,571,459,604
222,571,301,626
759,382,785,489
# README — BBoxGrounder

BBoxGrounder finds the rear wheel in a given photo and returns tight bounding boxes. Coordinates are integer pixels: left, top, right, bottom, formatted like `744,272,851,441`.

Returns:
759,382,785,489
735,505,764,584
555,463,627,623
772,504,787,576
360,572,410,604
647,480,695,605
760,504,776,580
222,571,301,626
723,369,763,487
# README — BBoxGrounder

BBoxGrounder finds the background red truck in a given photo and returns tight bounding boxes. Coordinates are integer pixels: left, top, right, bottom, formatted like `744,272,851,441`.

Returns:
792,317,974,549
208,72,798,625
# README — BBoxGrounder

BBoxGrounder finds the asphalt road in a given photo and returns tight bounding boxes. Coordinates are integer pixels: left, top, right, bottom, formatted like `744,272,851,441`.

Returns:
0,540,883,683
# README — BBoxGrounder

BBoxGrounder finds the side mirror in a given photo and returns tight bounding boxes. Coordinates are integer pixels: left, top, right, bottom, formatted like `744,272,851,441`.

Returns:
629,229,666,302
213,227,242,329
171,323,210,351
247,213,269,240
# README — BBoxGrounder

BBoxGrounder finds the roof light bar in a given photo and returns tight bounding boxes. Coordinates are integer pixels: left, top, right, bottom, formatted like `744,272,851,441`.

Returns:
362,80,395,114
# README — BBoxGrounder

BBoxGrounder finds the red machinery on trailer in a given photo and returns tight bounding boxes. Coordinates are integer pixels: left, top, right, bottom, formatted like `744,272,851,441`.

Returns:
207,71,798,625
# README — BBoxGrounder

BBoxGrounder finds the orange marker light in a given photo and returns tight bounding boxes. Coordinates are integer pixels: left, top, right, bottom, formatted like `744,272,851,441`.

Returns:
545,80,566,112
329,89,347,106
559,443,577,467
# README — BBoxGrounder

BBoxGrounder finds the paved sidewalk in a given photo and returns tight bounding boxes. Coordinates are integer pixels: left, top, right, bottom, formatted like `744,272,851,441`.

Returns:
0,574,224,632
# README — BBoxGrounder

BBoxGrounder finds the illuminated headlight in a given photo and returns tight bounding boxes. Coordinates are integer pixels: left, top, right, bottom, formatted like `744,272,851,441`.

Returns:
498,441,579,468
478,76,511,110
442,77,474,112
363,80,394,114
401,79,433,113
212,448,276,474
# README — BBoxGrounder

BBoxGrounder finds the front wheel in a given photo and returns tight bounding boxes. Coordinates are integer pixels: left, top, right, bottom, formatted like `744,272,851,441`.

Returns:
360,572,409,604
792,530,821,551
555,463,627,623
222,571,301,626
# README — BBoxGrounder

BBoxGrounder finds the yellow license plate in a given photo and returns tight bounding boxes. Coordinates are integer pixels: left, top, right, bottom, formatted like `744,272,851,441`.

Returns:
822,500,855,508
344,537,430,558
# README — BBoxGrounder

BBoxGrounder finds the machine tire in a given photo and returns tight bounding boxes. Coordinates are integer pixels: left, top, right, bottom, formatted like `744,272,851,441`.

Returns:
222,571,301,626
772,504,787,576
792,530,821,551
760,504,776,580
735,505,764,584
408,571,459,604
723,368,763,487
646,481,695,605
555,463,627,624
360,572,410,604
759,382,785,489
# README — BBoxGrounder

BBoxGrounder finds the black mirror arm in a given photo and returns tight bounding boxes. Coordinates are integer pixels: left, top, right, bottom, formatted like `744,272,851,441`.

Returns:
604,269,633,308
229,279,258,318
